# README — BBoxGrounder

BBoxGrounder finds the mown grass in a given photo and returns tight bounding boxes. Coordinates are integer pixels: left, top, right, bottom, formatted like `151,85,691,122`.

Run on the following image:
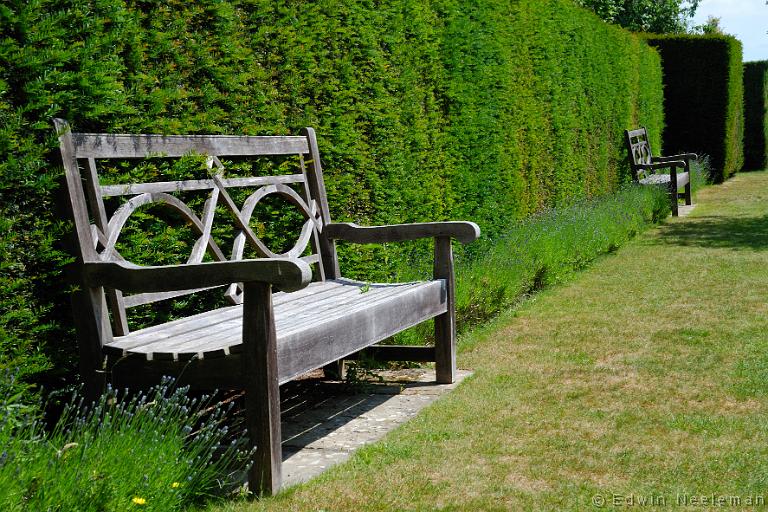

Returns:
209,172,768,511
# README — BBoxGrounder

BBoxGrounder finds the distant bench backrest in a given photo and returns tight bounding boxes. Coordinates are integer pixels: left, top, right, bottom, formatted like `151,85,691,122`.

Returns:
624,127,653,180
55,120,340,336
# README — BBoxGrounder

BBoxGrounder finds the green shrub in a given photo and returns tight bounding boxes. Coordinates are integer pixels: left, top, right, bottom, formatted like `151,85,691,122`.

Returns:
0,0,664,392
743,61,768,170
645,34,744,182
0,378,246,511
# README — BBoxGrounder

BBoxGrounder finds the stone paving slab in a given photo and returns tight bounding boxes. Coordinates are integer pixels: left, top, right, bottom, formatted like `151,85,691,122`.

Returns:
279,368,471,487
678,203,696,217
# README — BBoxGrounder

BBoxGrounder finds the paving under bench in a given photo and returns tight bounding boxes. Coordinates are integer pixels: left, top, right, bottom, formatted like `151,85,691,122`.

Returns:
677,204,696,217
274,368,471,487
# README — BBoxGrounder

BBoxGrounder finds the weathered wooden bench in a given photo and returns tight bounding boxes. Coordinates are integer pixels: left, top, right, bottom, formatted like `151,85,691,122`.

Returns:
625,127,697,216
54,119,479,495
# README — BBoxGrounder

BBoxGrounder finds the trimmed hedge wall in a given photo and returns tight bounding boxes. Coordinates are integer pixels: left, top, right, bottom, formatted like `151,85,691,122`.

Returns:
744,61,768,170
646,35,744,182
0,0,663,386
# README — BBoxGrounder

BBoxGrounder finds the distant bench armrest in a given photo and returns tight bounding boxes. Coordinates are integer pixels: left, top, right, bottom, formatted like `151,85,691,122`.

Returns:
652,153,697,163
636,161,686,171
324,221,481,245
82,259,312,293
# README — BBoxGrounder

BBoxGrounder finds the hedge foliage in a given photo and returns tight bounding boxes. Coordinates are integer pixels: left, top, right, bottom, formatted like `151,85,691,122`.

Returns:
743,61,768,170
0,0,663,387
646,35,744,182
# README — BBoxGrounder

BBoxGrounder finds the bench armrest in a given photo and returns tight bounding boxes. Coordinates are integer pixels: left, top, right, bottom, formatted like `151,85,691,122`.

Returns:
636,161,686,171
82,258,312,293
324,221,481,245
652,153,697,163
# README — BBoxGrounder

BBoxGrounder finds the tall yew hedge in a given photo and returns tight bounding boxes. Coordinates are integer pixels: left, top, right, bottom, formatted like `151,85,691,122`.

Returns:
0,0,663,386
646,35,744,182
743,61,768,170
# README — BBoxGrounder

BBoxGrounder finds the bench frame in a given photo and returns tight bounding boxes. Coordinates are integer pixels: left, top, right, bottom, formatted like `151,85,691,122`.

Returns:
54,119,479,495
625,127,697,216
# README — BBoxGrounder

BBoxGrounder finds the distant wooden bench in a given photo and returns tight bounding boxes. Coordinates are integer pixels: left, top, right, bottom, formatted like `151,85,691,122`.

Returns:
625,127,697,216
54,120,480,495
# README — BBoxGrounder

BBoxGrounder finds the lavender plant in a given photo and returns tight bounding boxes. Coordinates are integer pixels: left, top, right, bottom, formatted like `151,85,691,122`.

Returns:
0,378,247,511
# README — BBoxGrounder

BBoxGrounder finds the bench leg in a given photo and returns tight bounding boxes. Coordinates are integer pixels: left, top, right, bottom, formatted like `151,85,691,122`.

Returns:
434,236,456,384
684,181,692,206
242,282,282,496
322,359,345,380
71,287,110,404
669,185,679,217
669,165,681,217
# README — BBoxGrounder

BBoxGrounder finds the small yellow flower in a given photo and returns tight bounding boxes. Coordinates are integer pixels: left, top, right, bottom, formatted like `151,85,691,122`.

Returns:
132,497,147,506
171,482,180,489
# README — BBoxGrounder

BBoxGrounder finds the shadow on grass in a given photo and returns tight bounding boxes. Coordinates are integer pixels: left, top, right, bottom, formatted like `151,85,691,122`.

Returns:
649,214,768,251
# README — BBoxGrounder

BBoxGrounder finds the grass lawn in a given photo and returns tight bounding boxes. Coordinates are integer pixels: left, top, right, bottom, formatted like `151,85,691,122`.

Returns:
212,171,768,511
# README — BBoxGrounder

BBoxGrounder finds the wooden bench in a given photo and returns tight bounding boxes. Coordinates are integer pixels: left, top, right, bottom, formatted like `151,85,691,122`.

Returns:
625,127,697,216
54,119,480,495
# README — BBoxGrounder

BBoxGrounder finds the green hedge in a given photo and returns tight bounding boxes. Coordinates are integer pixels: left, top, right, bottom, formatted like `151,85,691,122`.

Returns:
0,0,663,387
646,35,744,182
743,61,768,170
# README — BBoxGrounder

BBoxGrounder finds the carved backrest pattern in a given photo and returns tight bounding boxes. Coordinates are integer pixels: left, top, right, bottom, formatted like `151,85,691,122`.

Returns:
55,120,338,336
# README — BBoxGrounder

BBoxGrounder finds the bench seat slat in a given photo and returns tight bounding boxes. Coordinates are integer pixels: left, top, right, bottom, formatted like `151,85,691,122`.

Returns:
110,280,344,349
124,283,372,358
277,282,427,336
104,307,242,356
276,281,446,383
104,279,447,377
639,171,689,188
107,279,435,353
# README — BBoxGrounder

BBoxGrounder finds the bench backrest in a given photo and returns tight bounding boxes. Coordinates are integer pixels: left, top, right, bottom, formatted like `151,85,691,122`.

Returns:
55,119,340,336
624,127,653,180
